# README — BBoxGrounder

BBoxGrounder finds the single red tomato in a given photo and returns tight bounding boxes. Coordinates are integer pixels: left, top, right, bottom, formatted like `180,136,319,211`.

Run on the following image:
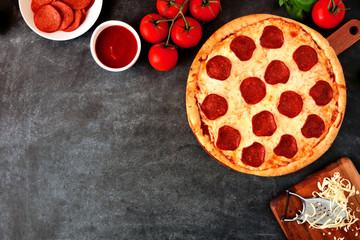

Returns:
148,43,178,71
312,0,346,29
171,17,202,48
157,0,188,19
189,0,221,22
140,14,169,44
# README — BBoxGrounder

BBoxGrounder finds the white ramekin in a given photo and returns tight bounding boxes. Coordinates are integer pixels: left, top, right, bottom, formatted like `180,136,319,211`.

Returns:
90,20,141,72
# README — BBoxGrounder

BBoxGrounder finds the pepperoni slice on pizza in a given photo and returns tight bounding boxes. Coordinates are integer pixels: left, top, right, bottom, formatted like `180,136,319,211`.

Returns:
186,14,346,176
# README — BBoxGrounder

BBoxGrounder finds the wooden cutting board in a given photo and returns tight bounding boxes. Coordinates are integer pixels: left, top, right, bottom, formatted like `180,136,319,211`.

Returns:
327,19,360,55
271,157,360,239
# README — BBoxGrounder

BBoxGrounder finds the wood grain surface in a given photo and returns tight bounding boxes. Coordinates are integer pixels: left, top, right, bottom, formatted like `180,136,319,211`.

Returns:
271,158,360,239
327,19,360,55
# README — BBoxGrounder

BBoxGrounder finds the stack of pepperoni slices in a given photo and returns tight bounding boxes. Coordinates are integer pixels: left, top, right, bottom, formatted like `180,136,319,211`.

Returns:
32,0,94,33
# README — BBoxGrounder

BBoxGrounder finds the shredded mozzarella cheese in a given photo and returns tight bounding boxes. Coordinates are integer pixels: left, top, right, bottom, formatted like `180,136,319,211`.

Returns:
305,172,359,230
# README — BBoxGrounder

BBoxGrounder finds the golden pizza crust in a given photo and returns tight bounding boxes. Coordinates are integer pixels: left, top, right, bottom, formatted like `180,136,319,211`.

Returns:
186,14,346,177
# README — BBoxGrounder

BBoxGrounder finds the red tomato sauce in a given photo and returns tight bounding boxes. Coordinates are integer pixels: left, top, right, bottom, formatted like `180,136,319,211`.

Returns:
95,26,138,68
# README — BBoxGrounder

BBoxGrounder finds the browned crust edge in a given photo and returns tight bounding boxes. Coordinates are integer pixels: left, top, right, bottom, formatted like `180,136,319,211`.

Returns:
185,14,346,177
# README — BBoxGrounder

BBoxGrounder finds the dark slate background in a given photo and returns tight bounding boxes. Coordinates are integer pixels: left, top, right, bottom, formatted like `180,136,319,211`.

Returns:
0,0,359,239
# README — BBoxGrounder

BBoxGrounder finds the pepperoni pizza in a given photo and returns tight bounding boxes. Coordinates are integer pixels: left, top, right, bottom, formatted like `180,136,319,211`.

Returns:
186,14,346,176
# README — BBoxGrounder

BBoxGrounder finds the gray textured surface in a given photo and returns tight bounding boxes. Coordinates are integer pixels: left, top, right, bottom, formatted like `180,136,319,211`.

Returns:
0,0,359,239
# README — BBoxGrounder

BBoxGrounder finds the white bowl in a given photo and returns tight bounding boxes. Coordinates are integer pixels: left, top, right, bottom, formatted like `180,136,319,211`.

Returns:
19,0,103,41
90,20,141,72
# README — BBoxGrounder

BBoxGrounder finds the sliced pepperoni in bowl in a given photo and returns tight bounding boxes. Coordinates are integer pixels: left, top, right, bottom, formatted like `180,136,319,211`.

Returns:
31,0,42,13
63,9,82,32
34,0,53,5
19,0,103,41
62,0,92,10
85,0,95,11
34,4,61,33
51,1,75,31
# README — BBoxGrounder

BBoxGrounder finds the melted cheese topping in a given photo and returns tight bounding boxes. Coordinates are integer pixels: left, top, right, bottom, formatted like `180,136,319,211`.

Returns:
195,18,341,170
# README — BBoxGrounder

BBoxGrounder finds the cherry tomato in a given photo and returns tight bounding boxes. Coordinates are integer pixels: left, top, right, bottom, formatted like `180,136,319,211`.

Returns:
148,43,178,71
189,0,221,22
140,14,169,44
312,0,346,29
157,0,188,19
171,17,202,48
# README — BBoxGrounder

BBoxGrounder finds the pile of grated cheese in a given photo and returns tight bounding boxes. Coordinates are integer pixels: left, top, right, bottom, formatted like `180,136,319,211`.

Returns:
300,172,359,230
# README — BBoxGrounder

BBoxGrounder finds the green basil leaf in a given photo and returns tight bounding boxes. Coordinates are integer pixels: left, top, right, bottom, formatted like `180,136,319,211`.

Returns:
292,0,317,13
284,2,305,21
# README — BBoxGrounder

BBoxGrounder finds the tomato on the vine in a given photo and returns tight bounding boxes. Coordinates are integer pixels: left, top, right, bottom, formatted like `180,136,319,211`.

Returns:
140,14,169,44
171,17,202,48
148,43,178,71
189,0,221,22
157,0,188,19
312,0,347,29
